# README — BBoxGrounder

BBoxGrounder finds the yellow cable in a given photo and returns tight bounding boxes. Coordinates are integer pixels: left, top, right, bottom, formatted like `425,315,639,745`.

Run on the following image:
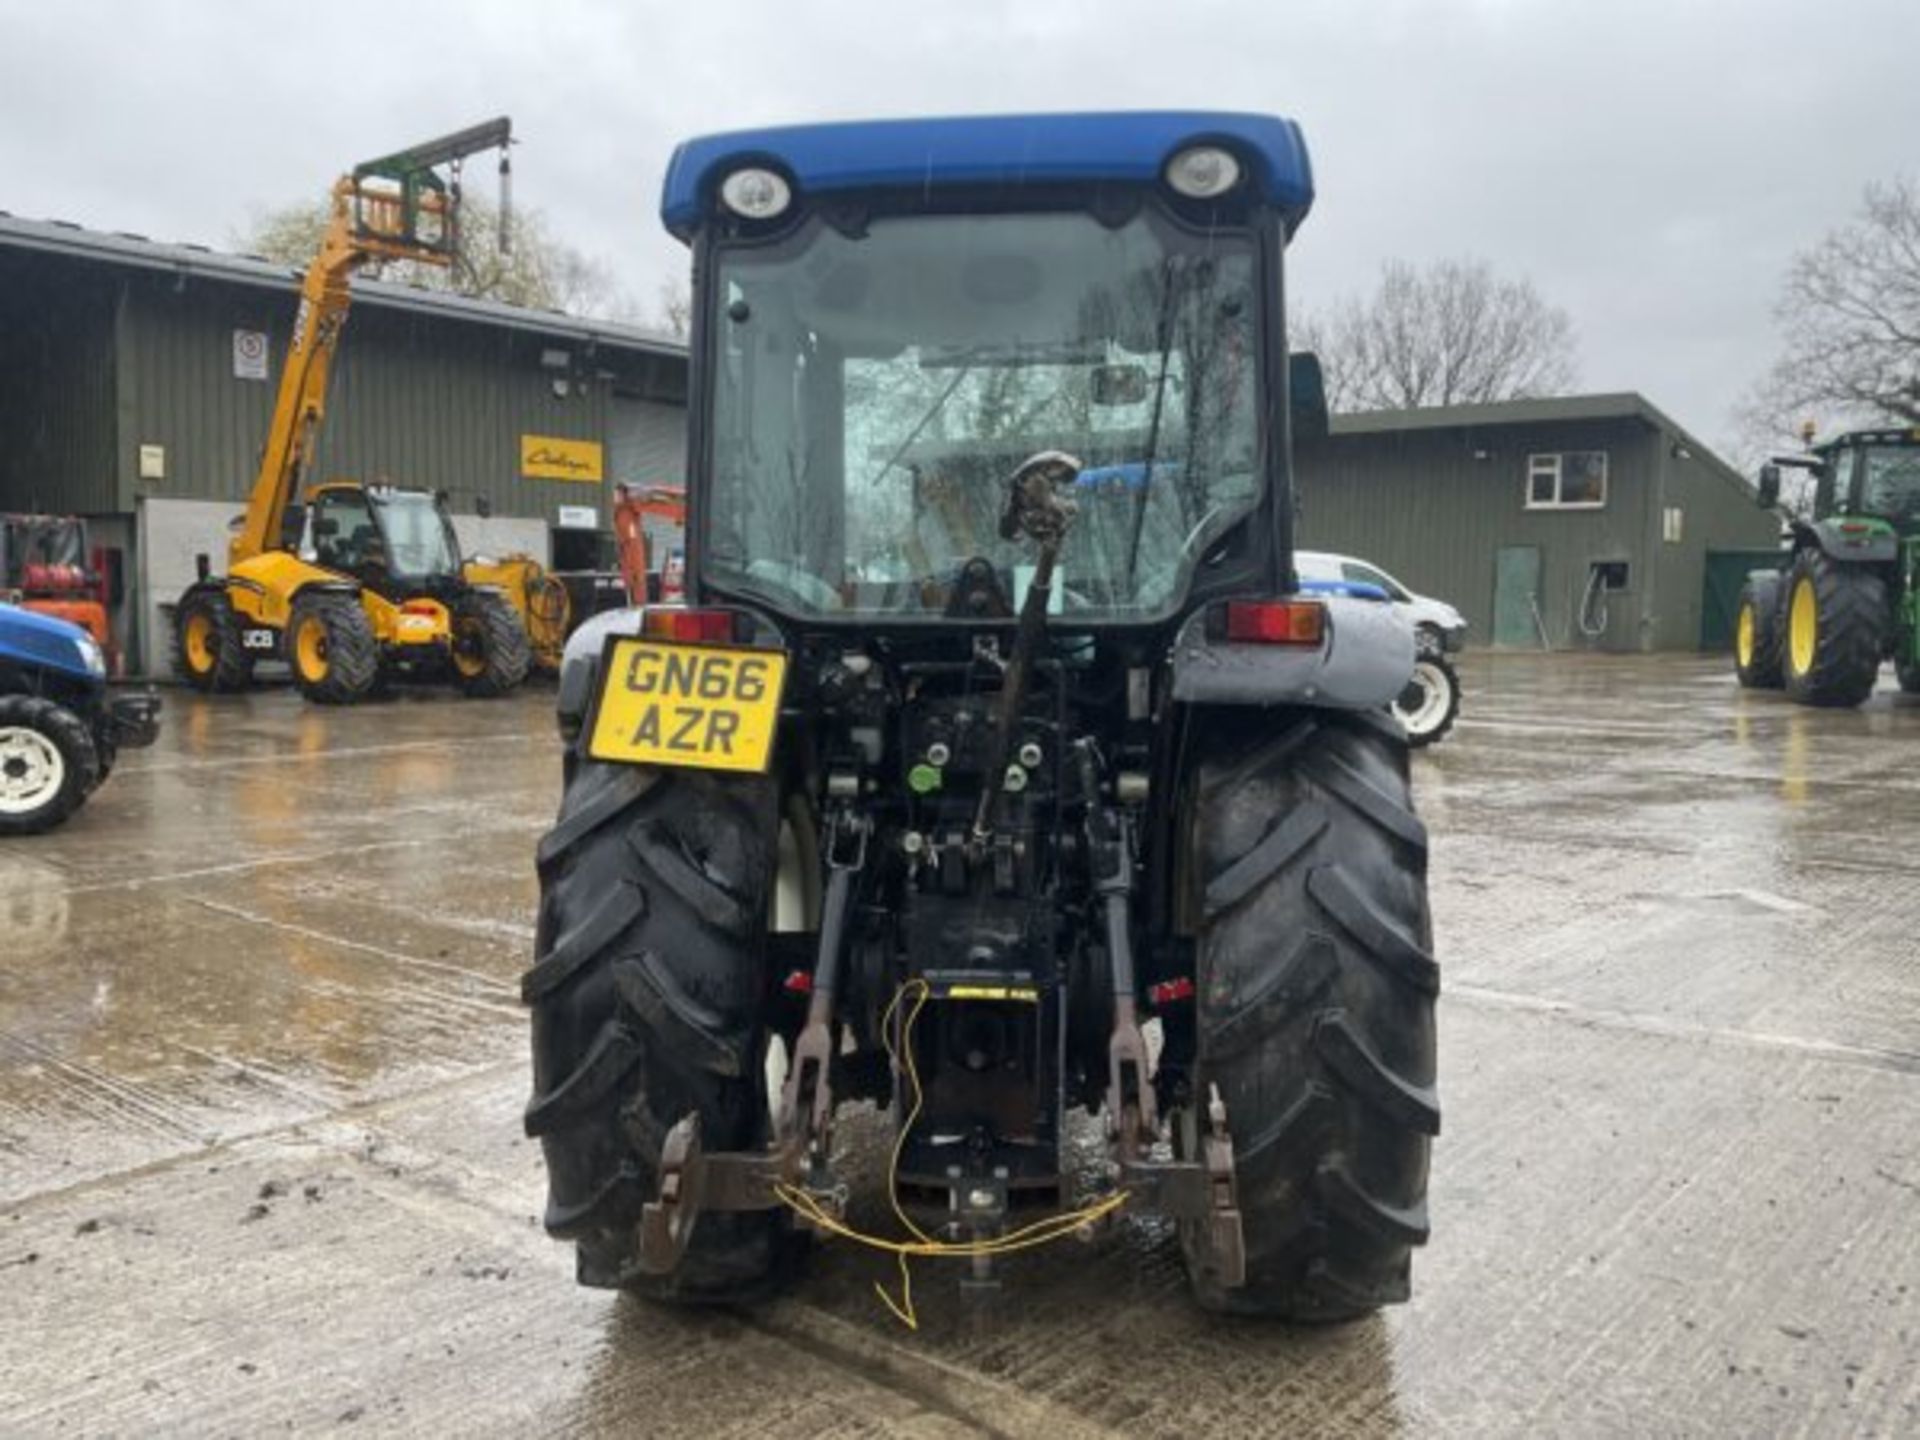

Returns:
774,977,1129,1329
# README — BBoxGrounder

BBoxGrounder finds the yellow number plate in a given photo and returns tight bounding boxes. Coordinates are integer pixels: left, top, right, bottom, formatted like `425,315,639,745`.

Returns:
588,639,788,773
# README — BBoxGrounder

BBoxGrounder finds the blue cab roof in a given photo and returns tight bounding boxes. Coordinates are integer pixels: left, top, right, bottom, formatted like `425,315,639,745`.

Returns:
660,111,1313,241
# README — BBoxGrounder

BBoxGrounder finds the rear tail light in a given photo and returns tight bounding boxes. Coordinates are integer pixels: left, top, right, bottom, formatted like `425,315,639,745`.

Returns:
401,600,440,617
641,606,737,644
1218,598,1326,646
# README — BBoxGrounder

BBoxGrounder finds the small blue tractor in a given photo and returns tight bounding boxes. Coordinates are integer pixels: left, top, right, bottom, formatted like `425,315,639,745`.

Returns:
524,112,1438,1319
0,603,160,834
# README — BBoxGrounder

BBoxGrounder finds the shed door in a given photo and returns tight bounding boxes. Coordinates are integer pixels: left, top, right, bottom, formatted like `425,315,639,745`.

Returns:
607,394,686,488
1493,545,1543,648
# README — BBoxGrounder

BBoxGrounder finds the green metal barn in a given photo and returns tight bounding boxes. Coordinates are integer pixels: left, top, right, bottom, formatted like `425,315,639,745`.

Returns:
1296,394,1781,652
0,213,687,675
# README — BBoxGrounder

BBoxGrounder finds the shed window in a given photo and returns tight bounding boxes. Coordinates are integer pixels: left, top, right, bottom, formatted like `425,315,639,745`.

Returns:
1526,451,1607,509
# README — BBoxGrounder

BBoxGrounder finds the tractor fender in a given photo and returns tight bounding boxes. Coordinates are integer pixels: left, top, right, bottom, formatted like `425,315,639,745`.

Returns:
1796,518,1899,565
1170,592,1416,710
556,606,647,736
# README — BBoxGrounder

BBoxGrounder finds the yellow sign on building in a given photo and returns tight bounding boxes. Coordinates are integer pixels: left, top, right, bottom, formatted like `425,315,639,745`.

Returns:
520,434,604,482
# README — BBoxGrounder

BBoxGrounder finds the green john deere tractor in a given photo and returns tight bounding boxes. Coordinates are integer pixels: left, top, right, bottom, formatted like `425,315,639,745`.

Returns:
1735,427,1920,707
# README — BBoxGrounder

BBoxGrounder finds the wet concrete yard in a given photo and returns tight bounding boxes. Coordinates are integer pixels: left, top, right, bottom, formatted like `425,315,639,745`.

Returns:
4,656,1919,1436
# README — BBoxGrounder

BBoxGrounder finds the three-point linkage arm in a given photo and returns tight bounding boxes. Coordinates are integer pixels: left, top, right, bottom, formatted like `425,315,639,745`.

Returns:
229,118,513,566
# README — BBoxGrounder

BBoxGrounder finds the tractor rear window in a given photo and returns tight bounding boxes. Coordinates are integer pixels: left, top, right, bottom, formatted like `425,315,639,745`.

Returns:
703,210,1259,620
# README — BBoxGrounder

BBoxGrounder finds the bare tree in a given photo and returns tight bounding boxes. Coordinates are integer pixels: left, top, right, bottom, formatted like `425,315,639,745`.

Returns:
653,278,692,340
237,197,631,318
1297,258,1578,411
1744,177,1920,440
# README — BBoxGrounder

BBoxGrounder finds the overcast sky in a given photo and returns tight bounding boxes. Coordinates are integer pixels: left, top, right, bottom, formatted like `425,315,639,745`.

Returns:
3,0,1916,456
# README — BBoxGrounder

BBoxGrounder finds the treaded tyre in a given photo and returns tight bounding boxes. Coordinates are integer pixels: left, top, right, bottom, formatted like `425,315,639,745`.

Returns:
1733,574,1786,690
0,696,101,836
451,589,532,698
173,587,252,692
1180,708,1438,1319
1783,549,1885,708
523,754,788,1301
288,592,379,705
1392,652,1460,748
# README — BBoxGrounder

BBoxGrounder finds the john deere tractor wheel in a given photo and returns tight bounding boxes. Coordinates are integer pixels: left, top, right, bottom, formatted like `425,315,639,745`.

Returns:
1392,652,1460,748
1180,708,1438,1320
522,754,789,1301
1733,574,1785,690
450,590,532,698
1782,549,1886,708
0,696,100,836
288,592,379,705
172,587,252,693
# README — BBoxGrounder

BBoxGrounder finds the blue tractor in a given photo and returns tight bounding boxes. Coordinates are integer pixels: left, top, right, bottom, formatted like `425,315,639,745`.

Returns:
0,603,160,834
524,113,1438,1319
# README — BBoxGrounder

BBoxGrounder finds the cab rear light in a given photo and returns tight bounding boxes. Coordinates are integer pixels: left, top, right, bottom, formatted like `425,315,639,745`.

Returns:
1219,598,1326,645
641,606,737,644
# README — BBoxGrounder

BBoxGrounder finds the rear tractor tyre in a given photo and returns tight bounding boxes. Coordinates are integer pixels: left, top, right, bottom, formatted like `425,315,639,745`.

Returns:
172,587,252,693
1782,549,1886,709
288,592,379,706
1733,575,1785,690
451,590,532,698
522,754,789,1302
0,696,100,836
1392,652,1460,748
1180,708,1438,1320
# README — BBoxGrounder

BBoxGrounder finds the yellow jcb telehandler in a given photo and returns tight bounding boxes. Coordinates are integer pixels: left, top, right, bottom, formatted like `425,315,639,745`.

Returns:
173,119,530,703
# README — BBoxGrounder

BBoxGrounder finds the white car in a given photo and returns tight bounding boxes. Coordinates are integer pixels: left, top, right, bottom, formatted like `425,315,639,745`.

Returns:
1295,551,1468,651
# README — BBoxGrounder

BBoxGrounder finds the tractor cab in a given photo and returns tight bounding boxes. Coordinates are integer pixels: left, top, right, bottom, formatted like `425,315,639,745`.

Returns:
668,114,1317,628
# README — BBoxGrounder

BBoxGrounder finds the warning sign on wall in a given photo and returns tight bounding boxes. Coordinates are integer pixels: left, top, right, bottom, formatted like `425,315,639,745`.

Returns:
232,329,270,381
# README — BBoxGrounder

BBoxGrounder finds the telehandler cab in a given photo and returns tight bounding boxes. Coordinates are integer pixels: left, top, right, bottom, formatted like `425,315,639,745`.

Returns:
173,119,529,703
1735,427,1920,706
525,113,1439,1321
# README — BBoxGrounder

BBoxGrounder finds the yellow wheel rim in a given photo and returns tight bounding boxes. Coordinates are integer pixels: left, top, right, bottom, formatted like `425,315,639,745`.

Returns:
451,621,488,678
184,612,215,674
1788,577,1818,677
295,616,330,682
1735,604,1754,668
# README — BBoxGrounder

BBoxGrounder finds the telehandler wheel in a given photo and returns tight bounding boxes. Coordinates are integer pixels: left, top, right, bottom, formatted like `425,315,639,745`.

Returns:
288,592,379,705
0,696,100,836
172,588,253,693
1782,549,1886,709
522,755,789,1302
1180,708,1437,1320
450,590,532,698
1733,575,1785,690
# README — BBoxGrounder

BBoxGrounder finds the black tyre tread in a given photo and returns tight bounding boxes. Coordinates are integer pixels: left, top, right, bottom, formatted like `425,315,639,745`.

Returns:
1733,575,1786,690
0,696,100,836
1183,710,1437,1320
1394,653,1460,748
172,587,253,692
524,756,784,1302
453,589,531,697
289,592,379,705
1783,550,1886,708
